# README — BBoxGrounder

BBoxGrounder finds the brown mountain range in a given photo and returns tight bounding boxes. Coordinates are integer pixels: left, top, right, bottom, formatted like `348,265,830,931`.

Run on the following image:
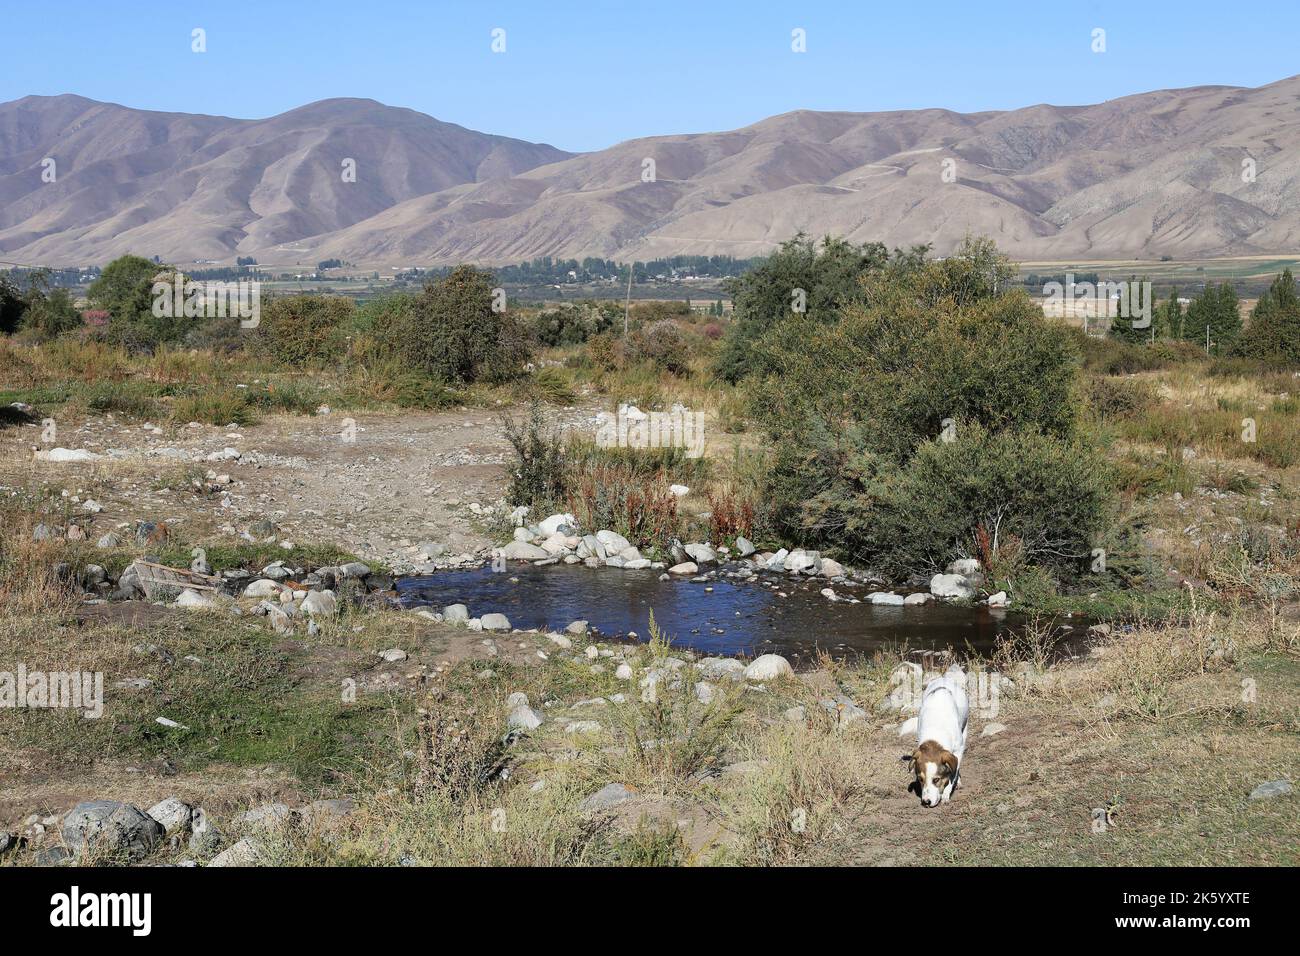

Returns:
4,76,1300,267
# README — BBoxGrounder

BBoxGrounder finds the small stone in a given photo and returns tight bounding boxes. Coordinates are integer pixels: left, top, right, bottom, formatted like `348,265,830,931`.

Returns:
480,612,511,632
208,837,262,867
579,783,634,812
980,722,1008,737
1249,780,1293,800
378,648,408,663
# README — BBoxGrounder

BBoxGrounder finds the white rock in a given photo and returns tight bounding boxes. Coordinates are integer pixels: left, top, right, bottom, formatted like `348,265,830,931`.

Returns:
480,613,511,632
783,550,817,574
615,663,633,680
242,579,281,598
744,654,793,681
501,541,549,560
37,447,102,463
684,543,717,564
146,798,193,835
538,513,577,536
174,589,217,610
507,704,543,731
208,837,261,867
819,558,845,578
868,591,905,606
986,591,1010,608
300,590,337,616
378,648,408,663
595,530,632,554
669,484,689,497
930,573,975,599
903,592,934,606
667,561,698,575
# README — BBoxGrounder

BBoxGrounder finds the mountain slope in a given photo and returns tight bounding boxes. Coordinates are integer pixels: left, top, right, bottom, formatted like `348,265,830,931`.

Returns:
0,95,571,264
4,77,1300,266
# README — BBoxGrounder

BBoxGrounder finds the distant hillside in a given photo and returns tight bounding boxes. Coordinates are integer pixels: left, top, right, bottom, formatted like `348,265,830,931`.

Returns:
4,76,1300,266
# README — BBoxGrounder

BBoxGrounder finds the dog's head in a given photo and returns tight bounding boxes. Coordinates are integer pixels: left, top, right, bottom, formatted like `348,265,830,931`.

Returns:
906,740,958,807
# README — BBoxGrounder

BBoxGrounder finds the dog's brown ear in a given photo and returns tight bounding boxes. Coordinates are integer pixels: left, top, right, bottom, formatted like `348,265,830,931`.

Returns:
940,751,958,777
904,748,922,770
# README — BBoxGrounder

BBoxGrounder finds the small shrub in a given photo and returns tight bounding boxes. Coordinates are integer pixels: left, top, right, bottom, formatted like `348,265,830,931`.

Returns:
627,320,689,375
1085,376,1156,421
528,366,577,405
172,387,257,426
501,403,569,508
567,462,681,547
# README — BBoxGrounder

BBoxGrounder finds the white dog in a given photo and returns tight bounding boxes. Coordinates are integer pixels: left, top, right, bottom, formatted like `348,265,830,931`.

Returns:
908,666,969,807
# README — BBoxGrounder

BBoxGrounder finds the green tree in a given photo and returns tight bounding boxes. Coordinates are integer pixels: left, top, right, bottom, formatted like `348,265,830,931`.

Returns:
1182,281,1241,353
1234,269,1300,364
1,273,29,335
713,233,902,382
87,255,182,349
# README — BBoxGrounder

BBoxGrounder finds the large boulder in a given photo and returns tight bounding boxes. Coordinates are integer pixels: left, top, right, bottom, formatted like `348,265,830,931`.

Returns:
595,530,632,554
684,543,717,564
62,801,164,861
744,654,793,681
930,573,976,600
300,590,338,616
783,550,819,574
501,541,549,560
480,612,512,632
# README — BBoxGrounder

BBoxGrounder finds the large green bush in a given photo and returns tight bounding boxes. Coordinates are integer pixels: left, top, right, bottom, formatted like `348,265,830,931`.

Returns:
531,301,619,347
256,294,354,368
749,238,1111,576
375,266,530,384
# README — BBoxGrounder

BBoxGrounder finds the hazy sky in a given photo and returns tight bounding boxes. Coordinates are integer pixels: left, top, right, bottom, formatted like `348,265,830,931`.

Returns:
4,1,1297,152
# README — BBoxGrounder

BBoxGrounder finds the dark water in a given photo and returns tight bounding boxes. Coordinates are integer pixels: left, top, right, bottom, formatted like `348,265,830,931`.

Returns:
395,563,1083,663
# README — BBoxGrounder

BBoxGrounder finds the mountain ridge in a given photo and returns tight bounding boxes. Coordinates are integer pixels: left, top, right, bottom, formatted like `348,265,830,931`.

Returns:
3,76,1300,267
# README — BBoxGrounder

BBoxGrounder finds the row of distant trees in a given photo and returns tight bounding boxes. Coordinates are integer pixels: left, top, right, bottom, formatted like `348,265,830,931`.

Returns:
1109,271,1300,362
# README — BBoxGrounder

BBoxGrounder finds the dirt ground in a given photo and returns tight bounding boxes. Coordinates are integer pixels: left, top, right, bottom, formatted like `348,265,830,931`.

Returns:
3,403,604,572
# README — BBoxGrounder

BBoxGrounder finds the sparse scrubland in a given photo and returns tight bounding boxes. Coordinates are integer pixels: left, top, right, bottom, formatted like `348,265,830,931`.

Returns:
1,240,1297,866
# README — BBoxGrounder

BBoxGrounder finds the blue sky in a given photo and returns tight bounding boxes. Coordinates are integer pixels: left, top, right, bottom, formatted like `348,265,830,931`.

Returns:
3,1,1297,152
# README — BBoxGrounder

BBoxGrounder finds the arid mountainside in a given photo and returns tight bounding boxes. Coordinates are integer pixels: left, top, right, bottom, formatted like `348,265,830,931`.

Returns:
0,94,571,265
4,75,1300,266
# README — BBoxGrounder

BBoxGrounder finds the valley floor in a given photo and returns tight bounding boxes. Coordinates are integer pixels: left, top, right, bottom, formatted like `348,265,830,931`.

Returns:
1,404,1296,866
